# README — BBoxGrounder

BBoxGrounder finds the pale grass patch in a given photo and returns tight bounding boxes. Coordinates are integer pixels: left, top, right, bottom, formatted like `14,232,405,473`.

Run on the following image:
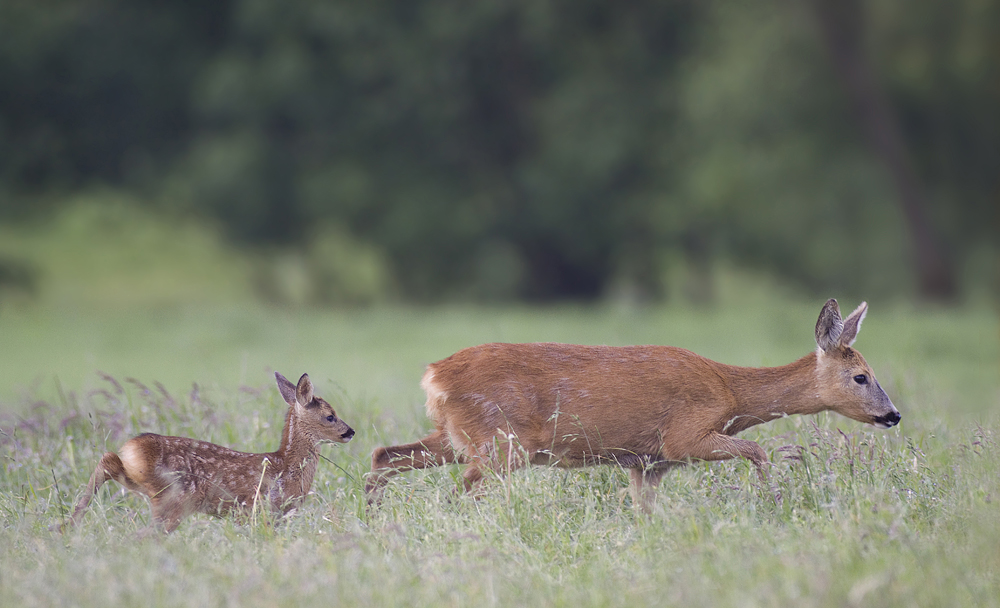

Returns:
0,304,998,606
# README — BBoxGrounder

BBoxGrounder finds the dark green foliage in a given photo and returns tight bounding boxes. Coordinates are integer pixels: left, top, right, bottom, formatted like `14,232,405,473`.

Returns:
0,0,996,301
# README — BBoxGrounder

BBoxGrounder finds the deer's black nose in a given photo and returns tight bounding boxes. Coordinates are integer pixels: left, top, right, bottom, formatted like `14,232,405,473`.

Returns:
875,411,901,427
342,428,355,440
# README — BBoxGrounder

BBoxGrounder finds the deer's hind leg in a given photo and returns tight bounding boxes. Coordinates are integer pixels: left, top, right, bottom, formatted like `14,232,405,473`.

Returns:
366,429,465,497
456,431,536,495
62,452,142,530
147,491,195,534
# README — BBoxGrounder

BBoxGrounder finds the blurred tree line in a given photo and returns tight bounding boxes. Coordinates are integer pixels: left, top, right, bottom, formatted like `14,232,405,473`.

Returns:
0,0,996,304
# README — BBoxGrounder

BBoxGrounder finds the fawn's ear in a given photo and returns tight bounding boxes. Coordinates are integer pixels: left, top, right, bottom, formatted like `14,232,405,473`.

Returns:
275,372,297,406
838,301,868,347
295,373,314,407
815,298,844,353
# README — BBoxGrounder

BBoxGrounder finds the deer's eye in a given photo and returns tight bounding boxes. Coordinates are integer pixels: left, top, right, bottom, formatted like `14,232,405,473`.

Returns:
326,415,335,422
853,374,868,385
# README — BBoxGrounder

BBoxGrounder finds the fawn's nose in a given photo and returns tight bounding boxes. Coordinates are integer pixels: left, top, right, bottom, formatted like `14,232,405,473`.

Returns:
342,428,355,441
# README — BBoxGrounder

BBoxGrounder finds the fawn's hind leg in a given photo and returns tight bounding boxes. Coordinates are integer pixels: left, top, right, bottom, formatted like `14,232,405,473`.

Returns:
147,492,193,534
61,452,142,530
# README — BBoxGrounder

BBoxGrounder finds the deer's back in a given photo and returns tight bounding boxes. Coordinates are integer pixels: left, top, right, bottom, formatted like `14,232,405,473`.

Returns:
422,342,735,461
119,433,276,515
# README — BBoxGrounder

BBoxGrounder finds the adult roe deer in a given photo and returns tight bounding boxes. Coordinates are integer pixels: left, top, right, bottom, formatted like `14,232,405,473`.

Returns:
60,372,354,532
366,299,900,511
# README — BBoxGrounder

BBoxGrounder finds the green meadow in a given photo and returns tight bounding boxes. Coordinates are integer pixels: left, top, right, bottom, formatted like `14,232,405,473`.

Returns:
0,300,997,606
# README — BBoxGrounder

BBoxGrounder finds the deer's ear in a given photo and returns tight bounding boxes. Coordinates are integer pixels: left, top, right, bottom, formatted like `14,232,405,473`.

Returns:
275,372,297,406
838,301,868,347
815,298,844,353
295,373,314,407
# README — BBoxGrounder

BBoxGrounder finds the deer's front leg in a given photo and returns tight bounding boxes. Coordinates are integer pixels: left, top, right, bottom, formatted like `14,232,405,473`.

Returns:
687,432,769,481
629,467,664,514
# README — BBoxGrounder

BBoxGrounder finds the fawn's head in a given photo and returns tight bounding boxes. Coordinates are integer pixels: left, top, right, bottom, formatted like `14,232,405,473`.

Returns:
275,372,355,443
813,299,900,429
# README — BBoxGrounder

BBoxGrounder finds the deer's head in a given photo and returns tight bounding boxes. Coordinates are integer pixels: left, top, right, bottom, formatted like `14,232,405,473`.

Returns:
814,299,900,429
276,372,355,443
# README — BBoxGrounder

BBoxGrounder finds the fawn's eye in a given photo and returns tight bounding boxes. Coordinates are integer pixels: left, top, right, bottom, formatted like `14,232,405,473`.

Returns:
853,374,867,385
326,415,335,422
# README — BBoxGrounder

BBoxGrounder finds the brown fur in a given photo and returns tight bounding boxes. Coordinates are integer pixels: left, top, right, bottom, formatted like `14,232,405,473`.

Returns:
60,372,354,533
366,299,900,512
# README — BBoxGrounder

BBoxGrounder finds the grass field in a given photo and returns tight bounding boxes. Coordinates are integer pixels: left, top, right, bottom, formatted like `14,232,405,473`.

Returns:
0,299,997,606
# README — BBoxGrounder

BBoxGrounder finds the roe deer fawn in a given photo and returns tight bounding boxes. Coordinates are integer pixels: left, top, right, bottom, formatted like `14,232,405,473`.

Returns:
366,299,900,511
60,372,354,532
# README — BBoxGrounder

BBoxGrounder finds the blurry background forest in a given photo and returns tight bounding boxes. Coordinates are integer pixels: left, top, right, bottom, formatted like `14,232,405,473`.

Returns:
0,0,997,308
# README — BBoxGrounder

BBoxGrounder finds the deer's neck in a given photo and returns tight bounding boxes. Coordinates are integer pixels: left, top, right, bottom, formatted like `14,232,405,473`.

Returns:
716,352,826,435
270,407,321,504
